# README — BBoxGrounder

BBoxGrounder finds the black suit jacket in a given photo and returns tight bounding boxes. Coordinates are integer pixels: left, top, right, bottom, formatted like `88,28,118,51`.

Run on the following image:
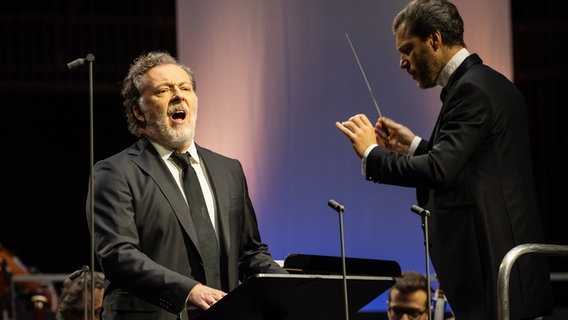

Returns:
366,54,552,320
86,137,286,320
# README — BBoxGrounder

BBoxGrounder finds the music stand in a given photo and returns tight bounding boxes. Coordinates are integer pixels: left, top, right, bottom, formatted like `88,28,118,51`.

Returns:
283,253,401,277
195,273,395,320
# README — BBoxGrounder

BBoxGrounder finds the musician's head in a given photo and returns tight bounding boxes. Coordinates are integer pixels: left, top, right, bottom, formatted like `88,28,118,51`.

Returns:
56,271,105,320
387,271,429,320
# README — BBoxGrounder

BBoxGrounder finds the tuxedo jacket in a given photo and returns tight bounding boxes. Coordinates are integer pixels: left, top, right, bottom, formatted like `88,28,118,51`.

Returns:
366,54,552,320
87,137,286,320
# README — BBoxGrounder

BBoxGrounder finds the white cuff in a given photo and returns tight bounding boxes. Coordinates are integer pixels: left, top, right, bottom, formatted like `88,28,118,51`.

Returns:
408,136,422,156
361,144,378,176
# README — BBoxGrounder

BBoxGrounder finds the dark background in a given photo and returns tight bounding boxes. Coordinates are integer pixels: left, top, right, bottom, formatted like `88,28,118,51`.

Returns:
1,0,566,313
1,0,176,273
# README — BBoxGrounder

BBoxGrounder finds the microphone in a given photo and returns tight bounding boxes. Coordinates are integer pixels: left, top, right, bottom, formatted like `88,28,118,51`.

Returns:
328,199,345,213
328,199,349,320
68,265,90,281
67,53,95,70
411,204,430,217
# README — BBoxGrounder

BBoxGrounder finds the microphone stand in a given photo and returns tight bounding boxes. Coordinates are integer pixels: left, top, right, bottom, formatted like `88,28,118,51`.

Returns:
82,266,90,320
328,199,349,320
68,265,90,320
87,54,96,320
411,205,432,320
66,265,91,320
67,53,96,320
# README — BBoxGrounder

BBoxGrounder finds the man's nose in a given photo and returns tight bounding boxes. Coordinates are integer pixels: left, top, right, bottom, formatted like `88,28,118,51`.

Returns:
171,87,186,102
172,86,184,97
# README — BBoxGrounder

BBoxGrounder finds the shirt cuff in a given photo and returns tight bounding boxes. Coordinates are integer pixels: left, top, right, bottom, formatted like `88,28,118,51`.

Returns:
362,144,378,176
408,136,422,156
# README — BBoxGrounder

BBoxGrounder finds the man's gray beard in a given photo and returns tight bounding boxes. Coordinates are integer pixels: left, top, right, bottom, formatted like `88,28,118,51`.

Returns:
165,125,195,149
146,114,197,149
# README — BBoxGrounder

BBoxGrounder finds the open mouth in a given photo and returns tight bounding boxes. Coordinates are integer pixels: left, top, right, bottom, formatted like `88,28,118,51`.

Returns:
171,110,186,120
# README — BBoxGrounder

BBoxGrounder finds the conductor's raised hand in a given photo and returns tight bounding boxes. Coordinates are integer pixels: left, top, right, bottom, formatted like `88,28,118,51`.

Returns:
187,283,227,310
375,117,415,155
335,114,378,158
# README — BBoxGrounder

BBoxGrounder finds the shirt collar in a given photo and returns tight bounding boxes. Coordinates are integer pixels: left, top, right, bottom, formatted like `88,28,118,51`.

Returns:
436,48,470,87
150,139,200,165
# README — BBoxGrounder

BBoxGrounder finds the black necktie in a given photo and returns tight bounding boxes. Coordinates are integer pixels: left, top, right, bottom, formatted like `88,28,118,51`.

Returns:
170,151,221,289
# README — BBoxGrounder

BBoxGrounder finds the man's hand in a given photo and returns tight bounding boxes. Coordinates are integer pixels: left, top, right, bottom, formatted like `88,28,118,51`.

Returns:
335,114,378,158
375,117,415,155
187,283,227,310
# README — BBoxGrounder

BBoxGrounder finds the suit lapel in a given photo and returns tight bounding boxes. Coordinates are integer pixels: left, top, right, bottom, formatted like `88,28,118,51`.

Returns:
445,53,482,92
432,53,483,142
419,54,484,206
131,138,200,246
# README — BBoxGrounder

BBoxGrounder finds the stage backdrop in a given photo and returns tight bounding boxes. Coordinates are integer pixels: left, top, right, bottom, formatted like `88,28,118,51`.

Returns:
176,0,510,312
